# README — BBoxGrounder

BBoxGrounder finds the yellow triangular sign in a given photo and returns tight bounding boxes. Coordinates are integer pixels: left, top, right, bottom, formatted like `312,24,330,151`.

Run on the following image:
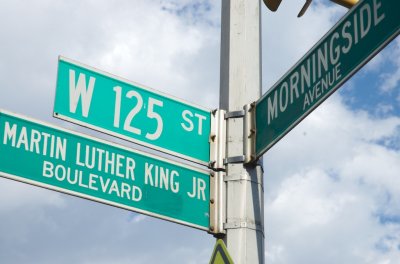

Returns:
209,239,234,264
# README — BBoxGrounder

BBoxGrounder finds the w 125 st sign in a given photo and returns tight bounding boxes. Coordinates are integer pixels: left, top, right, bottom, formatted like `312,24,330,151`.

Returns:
54,57,211,165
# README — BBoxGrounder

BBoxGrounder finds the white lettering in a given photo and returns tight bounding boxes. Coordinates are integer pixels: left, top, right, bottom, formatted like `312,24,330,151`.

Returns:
42,161,54,178
330,32,340,65
69,70,95,117
16,127,29,151
317,43,328,78
170,170,179,193
88,173,99,191
3,122,17,146
145,163,154,186
267,91,278,125
279,82,289,113
360,3,372,39
373,0,385,26
300,59,311,94
290,72,300,104
194,113,207,136
187,177,206,201
145,98,163,140
181,110,194,132
126,157,135,181
341,21,353,54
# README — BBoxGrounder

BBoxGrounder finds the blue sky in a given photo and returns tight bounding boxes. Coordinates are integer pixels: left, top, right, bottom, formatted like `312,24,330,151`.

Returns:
0,0,399,263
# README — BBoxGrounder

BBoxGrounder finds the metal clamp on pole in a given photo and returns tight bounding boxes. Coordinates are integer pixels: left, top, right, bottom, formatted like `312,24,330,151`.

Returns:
209,109,226,171
244,103,256,164
224,220,264,236
223,155,245,165
223,108,248,165
224,110,245,119
209,171,226,235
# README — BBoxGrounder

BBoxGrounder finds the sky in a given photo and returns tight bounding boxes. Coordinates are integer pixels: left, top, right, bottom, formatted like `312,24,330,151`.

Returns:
0,0,399,263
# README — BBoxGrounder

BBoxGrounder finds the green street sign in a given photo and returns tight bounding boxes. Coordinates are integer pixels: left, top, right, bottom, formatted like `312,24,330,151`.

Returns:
54,57,211,165
0,110,210,230
255,0,400,158
209,239,234,264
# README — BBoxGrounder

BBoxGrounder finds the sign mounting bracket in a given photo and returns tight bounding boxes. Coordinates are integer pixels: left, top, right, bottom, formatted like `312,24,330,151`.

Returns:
209,109,226,171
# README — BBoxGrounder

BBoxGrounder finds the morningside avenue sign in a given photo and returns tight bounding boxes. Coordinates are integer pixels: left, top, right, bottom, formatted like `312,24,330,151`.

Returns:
255,0,400,158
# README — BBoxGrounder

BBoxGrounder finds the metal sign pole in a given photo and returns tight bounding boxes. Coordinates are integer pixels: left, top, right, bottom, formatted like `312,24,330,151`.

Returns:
219,0,264,263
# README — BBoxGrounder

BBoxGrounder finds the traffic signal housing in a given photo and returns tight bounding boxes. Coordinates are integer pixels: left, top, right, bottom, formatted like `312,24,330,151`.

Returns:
263,0,311,17
263,0,358,17
263,0,282,12
330,0,358,9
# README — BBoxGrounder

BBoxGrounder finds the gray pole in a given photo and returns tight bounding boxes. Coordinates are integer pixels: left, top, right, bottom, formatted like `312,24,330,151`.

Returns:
220,0,264,263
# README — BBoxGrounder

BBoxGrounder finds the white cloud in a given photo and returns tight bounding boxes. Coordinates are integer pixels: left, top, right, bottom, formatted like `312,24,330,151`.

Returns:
130,214,148,223
364,51,386,73
375,103,394,116
380,39,400,92
0,178,65,211
265,93,400,263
